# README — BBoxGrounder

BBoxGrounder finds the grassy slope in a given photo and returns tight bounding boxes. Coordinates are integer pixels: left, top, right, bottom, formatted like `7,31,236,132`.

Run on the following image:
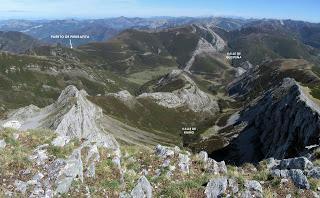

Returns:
0,52,140,111
1,128,318,198
309,66,320,100
226,24,316,66
0,31,41,54
78,30,179,74
89,95,217,146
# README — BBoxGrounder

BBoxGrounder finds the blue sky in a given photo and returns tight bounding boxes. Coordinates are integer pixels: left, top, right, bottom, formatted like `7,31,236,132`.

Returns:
0,0,319,22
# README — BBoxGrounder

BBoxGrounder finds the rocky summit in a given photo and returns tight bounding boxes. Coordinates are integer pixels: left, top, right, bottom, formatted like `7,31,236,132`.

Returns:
1,85,119,151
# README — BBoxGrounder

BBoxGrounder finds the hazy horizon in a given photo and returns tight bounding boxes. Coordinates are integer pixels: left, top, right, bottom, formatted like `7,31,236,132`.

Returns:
0,0,319,23
0,15,319,25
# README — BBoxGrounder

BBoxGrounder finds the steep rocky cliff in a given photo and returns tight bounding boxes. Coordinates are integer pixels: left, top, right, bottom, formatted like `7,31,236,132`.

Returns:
213,78,320,164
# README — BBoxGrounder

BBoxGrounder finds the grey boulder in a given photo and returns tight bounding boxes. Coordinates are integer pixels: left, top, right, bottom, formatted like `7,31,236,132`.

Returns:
288,169,310,189
155,144,174,158
244,180,263,193
0,139,6,149
178,153,190,173
205,177,228,198
279,157,313,170
206,158,227,175
131,176,152,198
307,166,320,179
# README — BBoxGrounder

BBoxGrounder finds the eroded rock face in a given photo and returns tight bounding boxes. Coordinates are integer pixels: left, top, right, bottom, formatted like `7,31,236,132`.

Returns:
1,85,120,152
214,78,320,164
194,24,226,53
235,61,254,77
138,70,219,114
250,78,320,159
184,24,225,72
2,105,40,125
0,86,123,196
49,86,119,150
228,64,260,98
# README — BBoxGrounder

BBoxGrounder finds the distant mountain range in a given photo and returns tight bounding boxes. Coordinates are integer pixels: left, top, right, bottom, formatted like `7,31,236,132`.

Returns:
0,17,249,47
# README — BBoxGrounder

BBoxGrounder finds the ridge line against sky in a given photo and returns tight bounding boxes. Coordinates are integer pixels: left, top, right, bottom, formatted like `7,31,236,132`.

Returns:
0,0,319,23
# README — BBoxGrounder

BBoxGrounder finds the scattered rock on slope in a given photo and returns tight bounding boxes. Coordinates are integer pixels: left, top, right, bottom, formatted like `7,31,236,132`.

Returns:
266,157,320,189
205,177,262,198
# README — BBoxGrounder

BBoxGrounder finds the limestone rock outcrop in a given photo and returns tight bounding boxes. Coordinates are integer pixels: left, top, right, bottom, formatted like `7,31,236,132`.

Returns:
138,70,219,114
205,177,262,198
0,85,120,151
214,78,320,164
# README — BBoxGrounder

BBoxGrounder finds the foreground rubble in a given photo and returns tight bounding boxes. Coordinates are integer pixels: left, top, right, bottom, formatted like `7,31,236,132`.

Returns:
2,129,320,198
